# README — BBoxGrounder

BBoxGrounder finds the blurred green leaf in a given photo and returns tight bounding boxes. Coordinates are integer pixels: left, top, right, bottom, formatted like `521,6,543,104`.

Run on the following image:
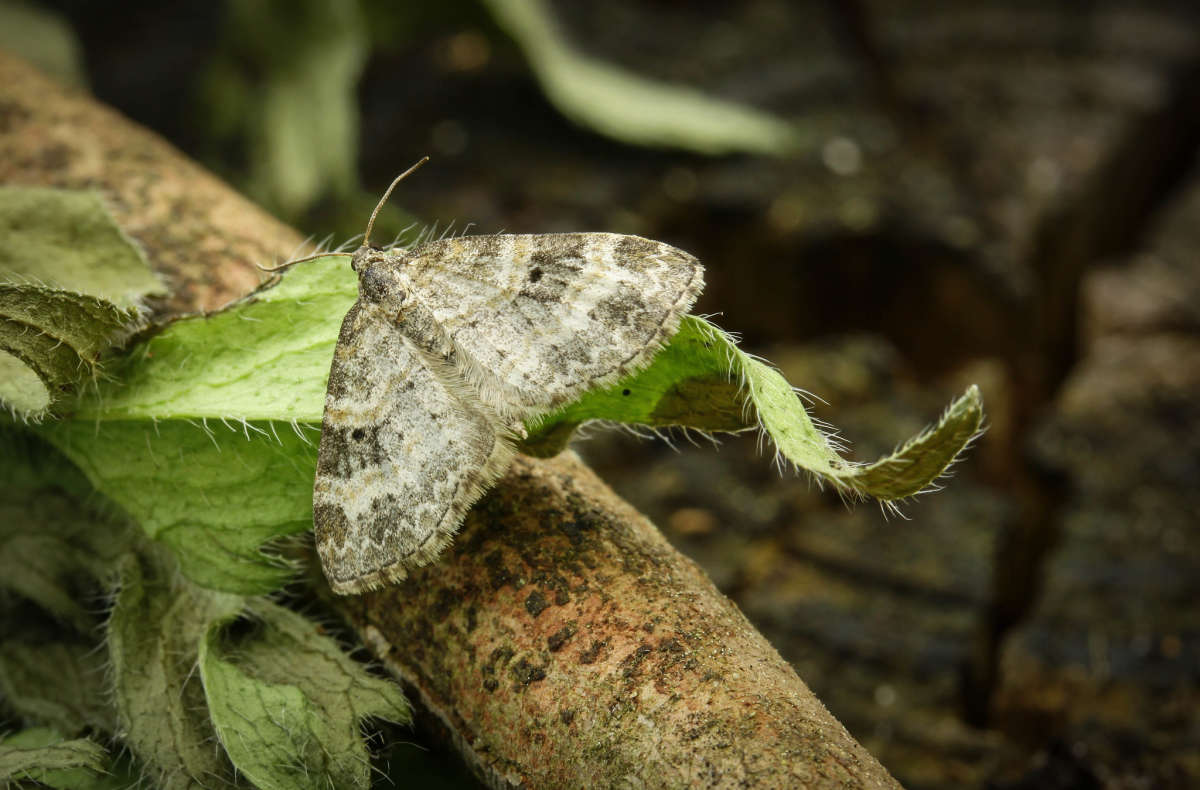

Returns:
0,641,115,737
207,0,367,216
0,728,108,789
482,0,801,154
0,428,133,629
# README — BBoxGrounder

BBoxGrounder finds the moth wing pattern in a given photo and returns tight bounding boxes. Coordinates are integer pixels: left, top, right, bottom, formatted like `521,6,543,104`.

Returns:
400,232,704,417
313,302,513,594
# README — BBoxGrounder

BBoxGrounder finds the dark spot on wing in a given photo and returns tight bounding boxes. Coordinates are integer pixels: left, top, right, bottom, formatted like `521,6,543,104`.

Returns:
589,284,655,336
367,494,400,543
317,422,388,478
519,245,584,304
314,504,351,551
558,338,592,366
615,235,660,271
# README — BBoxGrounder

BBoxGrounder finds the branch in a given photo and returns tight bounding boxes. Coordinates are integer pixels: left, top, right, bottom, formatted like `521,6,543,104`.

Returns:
0,52,899,789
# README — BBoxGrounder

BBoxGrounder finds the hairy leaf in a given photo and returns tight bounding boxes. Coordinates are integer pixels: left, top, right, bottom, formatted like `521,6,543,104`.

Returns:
72,254,352,423
0,641,114,737
0,187,162,308
46,418,317,594
41,259,349,592
199,600,409,790
39,256,981,592
525,317,984,501
0,187,163,419
0,729,108,789
0,429,133,629
107,551,244,789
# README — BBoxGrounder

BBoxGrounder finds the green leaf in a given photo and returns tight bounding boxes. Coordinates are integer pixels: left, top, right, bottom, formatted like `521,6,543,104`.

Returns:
0,729,108,789
46,418,317,594
0,429,133,629
0,187,163,309
0,285,142,420
106,550,244,789
199,600,410,790
0,641,115,737
207,1,367,216
70,254,352,424
38,256,980,594
526,317,985,502
40,259,352,593
0,186,163,419
481,0,801,155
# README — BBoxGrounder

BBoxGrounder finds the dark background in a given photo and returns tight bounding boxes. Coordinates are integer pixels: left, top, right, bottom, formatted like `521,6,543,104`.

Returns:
6,1,1198,787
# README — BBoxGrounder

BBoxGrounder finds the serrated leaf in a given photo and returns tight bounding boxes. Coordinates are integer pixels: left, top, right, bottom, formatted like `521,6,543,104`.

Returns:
526,317,984,501
481,0,801,155
199,600,409,790
107,551,244,789
0,728,107,788
0,187,163,419
0,641,114,737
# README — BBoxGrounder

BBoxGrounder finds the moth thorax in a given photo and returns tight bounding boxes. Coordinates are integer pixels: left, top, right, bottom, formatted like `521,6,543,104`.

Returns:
357,258,409,310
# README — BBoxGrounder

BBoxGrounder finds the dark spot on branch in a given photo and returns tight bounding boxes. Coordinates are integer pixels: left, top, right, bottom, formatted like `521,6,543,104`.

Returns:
511,658,547,687
547,624,576,652
621,644,653,678
579,639,607,665
525,589,549,618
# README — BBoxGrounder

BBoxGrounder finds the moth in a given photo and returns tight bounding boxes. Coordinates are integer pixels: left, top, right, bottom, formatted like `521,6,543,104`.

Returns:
267,159,704,594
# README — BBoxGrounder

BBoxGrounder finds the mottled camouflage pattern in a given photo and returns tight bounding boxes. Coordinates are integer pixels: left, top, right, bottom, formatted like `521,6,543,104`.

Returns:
315,233,703,594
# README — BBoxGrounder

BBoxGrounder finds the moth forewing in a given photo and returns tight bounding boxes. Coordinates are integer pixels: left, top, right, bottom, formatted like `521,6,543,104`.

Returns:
393,232,704,419
313,168,704,594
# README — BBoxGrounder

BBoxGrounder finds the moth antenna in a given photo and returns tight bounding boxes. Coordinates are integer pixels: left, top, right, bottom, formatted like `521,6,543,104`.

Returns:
364,156,430,249
257,251,353,273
